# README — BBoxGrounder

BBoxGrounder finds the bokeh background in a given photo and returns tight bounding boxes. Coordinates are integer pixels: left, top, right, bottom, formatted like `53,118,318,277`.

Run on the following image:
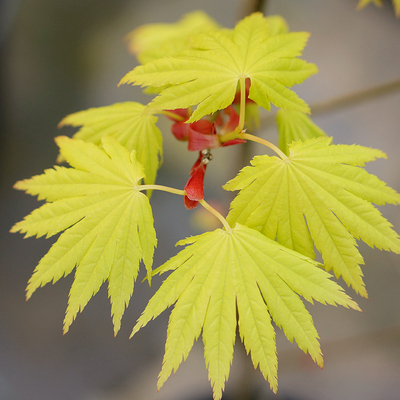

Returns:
1,0,400,399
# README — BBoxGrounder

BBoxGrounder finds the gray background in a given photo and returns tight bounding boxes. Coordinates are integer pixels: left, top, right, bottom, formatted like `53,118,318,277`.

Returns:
1,0,400,399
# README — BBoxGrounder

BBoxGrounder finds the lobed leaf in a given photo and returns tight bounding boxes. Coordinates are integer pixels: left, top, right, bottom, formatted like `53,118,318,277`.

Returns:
120,12,317,122
125,10,288,66
59,102,162,186
225,137,400,297
357,0,400,16
132,224,358,399
125,10,220,64
276,110,326,155
395,0,400,16
357,0,383,9
11,136,157,335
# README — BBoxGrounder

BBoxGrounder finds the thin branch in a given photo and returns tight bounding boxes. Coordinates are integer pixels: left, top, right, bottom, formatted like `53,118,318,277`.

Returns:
259,77,400,127
238,76,246,133
158,110,186,121
310,77,400,115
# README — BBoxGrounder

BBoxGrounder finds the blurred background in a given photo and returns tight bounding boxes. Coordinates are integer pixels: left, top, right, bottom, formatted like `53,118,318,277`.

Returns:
1,0,400,399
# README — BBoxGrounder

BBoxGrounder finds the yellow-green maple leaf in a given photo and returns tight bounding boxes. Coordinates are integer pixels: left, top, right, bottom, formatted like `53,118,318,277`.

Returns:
132,224,358,400
357,0,383,8
120,12,318,122
357,0,400,16
276,109,326,155
395,0,400,16
58,102,162,186
224,137,400,297
11,136,157,335
125,10,220,64
126,12,289,65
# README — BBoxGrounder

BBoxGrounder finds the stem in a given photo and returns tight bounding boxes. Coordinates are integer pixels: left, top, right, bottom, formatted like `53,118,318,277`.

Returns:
239,133,288,160
158,110,186,121
219,77,247,144
139,186,232,232
254,0,268,13
139,184,186,196
199,200,232,232
240,0,268,17
238,76,246,133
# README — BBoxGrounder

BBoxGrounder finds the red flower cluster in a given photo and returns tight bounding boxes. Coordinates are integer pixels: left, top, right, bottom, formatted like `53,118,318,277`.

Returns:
166,99,248,209
166,106,246,151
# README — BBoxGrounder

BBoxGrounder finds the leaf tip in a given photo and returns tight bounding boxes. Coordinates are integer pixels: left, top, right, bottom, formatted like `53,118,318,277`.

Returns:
112,320,121,337
303,104,312,115
357,286,368,299
54,135,69,149
118,71,134,87
13,180,25,191
62,323,70,335
57,116,69,129
25,278,39,301
129,325,140,339
156,377,165,392
25,290,33,301
63,308,78,335
9,223,19,234
271,380,278,394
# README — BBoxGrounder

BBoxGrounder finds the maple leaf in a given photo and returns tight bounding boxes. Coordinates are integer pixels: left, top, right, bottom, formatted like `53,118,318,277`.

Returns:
276,109,326,155
357,0,400,16
395,0,400,16
11,136,157,335
125,10,220,64
120,12,318,122
58,102,162,186
224,137,400,297
131,223,358,400
357,0,383,9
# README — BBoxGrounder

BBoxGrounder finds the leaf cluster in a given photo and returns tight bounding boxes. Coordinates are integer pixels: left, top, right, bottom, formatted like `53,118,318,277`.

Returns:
11,10,400,400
